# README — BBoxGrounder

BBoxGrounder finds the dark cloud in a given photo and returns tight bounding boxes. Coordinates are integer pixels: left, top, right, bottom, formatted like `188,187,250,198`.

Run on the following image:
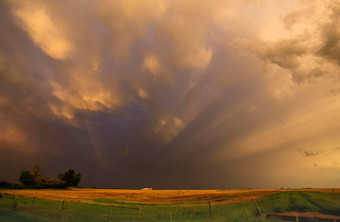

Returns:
297,149,323,157
318,2,340,66
326,88,340,96
256,0,340,83
0,0,339,188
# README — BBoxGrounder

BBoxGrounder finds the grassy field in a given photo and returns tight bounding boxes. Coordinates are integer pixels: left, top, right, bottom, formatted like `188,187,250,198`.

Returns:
0,189,339,221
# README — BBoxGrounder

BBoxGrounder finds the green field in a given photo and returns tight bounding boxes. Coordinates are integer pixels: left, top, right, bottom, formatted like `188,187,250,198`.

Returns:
0,191,339,221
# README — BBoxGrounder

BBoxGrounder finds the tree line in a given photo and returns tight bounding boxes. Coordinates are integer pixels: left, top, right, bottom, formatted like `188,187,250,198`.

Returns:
0,165,81,189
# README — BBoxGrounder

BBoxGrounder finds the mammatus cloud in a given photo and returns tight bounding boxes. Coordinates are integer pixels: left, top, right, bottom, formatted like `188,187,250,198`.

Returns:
141,54,162,76
0,0,339,188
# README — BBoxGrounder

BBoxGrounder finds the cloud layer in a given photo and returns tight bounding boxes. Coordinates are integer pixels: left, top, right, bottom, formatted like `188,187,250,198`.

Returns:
0,0,339,188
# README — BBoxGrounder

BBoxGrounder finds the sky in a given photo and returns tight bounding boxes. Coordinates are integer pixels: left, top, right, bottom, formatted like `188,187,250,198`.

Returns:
0,0,339,189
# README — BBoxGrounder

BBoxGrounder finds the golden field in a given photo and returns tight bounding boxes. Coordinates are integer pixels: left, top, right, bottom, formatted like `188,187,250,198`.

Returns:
1,188,339,206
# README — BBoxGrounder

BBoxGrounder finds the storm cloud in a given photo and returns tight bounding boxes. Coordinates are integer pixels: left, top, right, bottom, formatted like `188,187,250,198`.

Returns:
254,0,340,83
0,0,339,188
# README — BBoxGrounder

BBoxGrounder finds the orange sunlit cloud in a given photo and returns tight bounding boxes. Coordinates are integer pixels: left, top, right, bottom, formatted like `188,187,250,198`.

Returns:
0,0,339,188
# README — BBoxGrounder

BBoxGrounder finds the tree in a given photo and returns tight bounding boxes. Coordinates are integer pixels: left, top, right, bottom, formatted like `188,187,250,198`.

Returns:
33,165,43,188
19,170,35,187
33,165,42,181
41,178,67,189
58,169,81,187
0,181,13,189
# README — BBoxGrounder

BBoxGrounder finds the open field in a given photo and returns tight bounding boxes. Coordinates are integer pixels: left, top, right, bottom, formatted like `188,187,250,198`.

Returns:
0,188,283,205
2,188,338,205
0,189,339,221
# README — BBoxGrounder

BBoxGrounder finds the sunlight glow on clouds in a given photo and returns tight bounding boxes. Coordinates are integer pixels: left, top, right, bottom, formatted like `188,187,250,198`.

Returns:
10,1,75,59
0,0,339,188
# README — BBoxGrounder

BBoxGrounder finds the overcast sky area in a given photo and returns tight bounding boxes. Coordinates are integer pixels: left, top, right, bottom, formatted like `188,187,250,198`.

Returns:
0,0,339,189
